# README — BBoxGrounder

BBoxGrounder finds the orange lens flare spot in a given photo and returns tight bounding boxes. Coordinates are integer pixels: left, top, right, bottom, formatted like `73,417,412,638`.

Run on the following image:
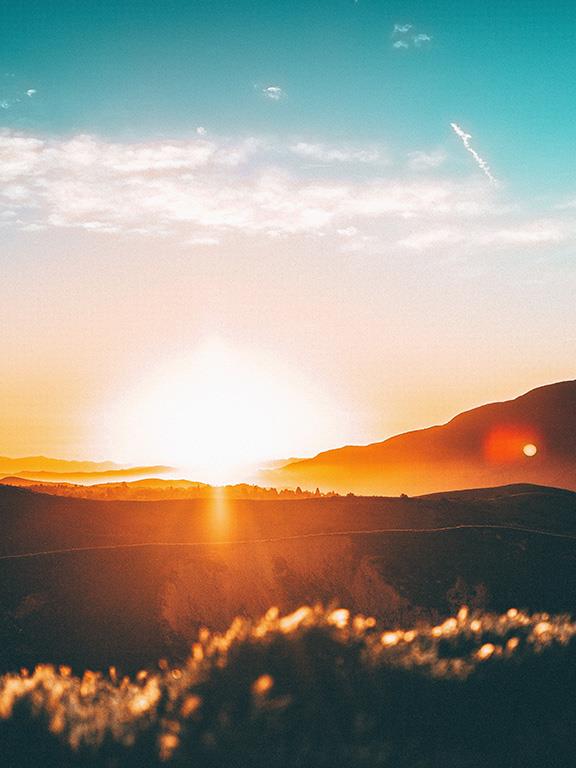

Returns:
484,426,540,463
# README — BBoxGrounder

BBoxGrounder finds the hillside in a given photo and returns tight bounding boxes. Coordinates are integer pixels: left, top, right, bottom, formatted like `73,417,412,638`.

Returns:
265,379,576,495
0,483,575,671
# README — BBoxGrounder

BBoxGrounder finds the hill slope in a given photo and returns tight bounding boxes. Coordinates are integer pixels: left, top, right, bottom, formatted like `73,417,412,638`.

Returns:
266,379,576,495
0,483,575,670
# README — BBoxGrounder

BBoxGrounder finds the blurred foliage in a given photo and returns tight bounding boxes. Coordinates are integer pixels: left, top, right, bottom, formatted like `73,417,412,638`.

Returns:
0,605,575,767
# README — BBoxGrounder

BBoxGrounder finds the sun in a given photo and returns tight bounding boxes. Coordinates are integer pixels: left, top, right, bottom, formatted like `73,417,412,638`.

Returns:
110,340,335,484
523,443,538,457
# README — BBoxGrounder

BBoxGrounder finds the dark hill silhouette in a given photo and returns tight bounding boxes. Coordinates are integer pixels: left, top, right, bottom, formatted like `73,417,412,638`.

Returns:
265,379,576,495
0,483,575,671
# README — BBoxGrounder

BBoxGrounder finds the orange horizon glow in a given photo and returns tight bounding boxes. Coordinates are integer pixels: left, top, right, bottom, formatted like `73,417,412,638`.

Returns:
1,316,569,482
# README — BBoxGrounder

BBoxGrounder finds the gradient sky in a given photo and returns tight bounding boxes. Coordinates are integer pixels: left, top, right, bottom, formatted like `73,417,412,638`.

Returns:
1,0,575,476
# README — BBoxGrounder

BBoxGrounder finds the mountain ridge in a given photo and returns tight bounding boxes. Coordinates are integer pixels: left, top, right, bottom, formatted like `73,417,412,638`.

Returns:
265,379,576,495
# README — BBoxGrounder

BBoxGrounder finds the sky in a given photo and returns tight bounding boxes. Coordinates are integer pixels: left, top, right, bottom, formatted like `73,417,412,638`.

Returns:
1,0,576,478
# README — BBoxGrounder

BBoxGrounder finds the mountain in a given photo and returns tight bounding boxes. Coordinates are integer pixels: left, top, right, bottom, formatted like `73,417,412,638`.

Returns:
0,483,575,671
264,379,576,495
0,457,174,484
0,456,121,473
7,466,174,484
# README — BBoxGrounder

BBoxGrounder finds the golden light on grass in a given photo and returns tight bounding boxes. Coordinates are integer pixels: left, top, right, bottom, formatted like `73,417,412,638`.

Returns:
327,608,349,628
2,606,576,760
523,443,538,457
252,674,274,696
210,486,230,537
476,643,496,660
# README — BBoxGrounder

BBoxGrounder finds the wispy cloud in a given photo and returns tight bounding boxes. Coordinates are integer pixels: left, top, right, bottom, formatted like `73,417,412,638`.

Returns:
407,150,446,171
481,222,566,245
413,33,432,47
0,130,499,246
392,23,432,49
397,221,569,252
290,141,385,164
450,122,498,185
336,226,359,237
262,85,284,101
0,74,38,110
398,228,463,250
2,130,571,258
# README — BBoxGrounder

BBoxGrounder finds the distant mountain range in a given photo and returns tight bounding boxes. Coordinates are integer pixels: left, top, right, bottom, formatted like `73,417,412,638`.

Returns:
0,476,331,501
0,456,174,484
263,379,576,495
0,456,122,473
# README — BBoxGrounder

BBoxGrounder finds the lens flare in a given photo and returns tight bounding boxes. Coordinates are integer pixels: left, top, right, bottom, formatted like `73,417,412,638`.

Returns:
484,426,540,463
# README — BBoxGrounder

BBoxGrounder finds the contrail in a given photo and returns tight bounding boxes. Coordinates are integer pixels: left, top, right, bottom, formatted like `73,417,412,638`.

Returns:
450,122,498,185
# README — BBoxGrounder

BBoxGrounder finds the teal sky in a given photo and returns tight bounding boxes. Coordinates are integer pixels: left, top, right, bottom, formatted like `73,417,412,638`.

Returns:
1,0,575,473
3,0,576,190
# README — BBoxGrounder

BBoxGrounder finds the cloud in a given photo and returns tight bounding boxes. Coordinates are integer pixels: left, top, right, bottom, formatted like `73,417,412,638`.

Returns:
407,150,446,171
398,228,463,250
450,123,498,185
290,141,384,164
413,33,432,47
481,222,566,245
185,235,220,246
336,226,359,237
0,133,45,179
554,197,576,211
0,130,503,245
262,86,284,101
397,220,570,252
392,23,432,49
0,74,37,110
2,129,571,258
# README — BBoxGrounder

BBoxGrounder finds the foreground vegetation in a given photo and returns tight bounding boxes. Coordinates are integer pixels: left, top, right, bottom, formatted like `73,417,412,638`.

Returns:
1,605,575,767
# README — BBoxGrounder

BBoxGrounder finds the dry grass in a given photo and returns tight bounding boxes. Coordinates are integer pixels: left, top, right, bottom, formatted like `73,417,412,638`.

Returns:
1,605,575,766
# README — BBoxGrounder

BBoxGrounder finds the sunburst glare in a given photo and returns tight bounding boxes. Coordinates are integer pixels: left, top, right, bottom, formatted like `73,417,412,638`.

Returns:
104,339,339,484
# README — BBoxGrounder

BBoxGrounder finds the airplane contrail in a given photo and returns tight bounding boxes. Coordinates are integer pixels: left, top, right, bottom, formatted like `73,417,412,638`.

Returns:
450,122,498,185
